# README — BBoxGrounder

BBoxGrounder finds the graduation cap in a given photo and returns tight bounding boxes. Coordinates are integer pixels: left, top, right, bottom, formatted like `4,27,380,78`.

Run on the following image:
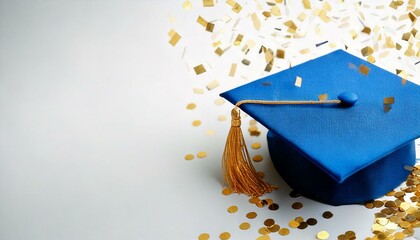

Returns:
220,49,420,205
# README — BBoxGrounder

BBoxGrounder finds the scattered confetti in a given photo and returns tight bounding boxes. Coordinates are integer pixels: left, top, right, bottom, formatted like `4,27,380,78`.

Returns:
186,103,196,110
322,211,334,219
197,151,207,158
317,230,330,240
246,212,257,219
184,154,195,161
229,63,237,77
193,64,206,75
295,76,302,87
279,228,290,236
359,64,370,76
168,29,181,46
206,80,220,90
219,232,231,240
203,0,214,7
251,142,261,149
253,155,263,162
198,233,210,240
227,205,238,213
239,222,250,230
192,120,202,127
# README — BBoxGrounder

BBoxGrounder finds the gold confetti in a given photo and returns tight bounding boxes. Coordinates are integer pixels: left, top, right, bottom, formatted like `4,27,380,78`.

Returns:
302,0,311,9
276,49,285,58
242,59,251,65
251,142,261,149
239,222,250,230
362,27,371,34
214,98,226,105
229,63,237,77
203,0,214,7
218,115,227,121
264,218,275,227
270,5,281,16
256,235,270,240
299,48,310,54
361,46,374,56
258,227,270,235
226,0,235,7
227,205,238,213
246,212,257,219
168,30,181,47
251,13,261,30
292,202,303,209
186,103,196,110
317,230,330,240
289,220,300,228
206,22,215,32
198,233,210,240
234,34,243,46
268,224,280,232
197,16,207,27
297,12,307,21
193,88,204,94
322,211,333,219
219,232,231,240
194,64,206,75
384,97,395,105
206,80,220,90
222,187,232,195
367,55,376,63
253,155,263,162
295,76,302,87
182,0,192,10
232,2,242,13
197,151,207,158
192,120,202,127
318,94,328,101
284,20,297,33
359,64,370,76
184,154,195,161
402,78,407,85
279,228,290,236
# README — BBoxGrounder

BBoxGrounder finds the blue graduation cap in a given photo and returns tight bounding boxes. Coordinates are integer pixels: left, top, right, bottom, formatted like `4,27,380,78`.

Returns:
220,49,420,205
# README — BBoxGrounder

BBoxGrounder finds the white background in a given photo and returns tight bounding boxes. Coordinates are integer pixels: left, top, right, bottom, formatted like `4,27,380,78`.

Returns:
0,1,419,239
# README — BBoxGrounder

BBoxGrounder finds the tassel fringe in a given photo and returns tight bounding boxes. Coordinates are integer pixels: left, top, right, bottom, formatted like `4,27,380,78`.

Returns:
222,108,276,197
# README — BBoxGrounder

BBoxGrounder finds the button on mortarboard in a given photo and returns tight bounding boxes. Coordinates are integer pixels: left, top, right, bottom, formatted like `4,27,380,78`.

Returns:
221,49,420,205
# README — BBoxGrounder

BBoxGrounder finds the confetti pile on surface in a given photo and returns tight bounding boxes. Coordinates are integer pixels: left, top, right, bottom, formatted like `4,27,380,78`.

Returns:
169,0,420,239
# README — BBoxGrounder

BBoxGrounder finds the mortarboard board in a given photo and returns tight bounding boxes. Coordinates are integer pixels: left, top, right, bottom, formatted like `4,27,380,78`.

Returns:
220,49,420,206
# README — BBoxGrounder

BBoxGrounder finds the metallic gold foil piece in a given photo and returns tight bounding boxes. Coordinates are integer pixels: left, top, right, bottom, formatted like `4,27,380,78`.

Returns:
193,88,204,94
279,228,290,236
198,233,210,240
361,46,374,56
288,220,300,228
367,55,376,63
222,187,232,195
186,103,197,110
276,49,285,58
232,2,242,13
253,155,263,162
383,97,395,105
246,211,257,219
169,31,181,46
264,218,275,227
302,0,311,9
234,34,243,46
270,5,281,16
239,222,250,230
318,94,328,101
214,98,226,105
197,151,207,158
184,154,195,160
258,227,270,235
219,232,231,240
206,80,220,90
251,13,261,30
197,16,207,27
297,12,307,21
268,224,280,232
251,142,261,149
203,0,214,7
295,76,302,87
192,120,202,127
218,115,227,121
317,231,330,240
229,63,237,77
227,205,238,213
206,22,215,32
182,0,192,10
359,64,370,76
194,64,206,75
256,235,270,240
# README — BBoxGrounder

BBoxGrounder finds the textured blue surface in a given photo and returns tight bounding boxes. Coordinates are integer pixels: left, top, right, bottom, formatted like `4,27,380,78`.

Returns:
220,49,420,204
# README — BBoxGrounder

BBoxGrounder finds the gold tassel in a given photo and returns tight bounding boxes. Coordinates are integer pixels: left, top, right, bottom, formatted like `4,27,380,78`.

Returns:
222,107,276,197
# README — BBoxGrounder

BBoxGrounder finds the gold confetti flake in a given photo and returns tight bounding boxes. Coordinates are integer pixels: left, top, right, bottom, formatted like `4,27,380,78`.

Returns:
229,63,237,77
197,151,207,158
182,0,192,10
359,64,370,76
251,13,261,30
289,220,300,228
284,20,297,33
317,230,330,240
256,235,270,240
214,98,226,105
299,48,310,54
218,115,227,121
367,55,376,63
232,2,242,13
276,49,285,58
318,94,328,101
279,228,290,236
302,0,311,9
168,30,181,47
297,12,307,21
402,78,407,85
270,5,281,16
227,205,238,213
226,0,235,7
203,0,214,7
234,34,243,46
219,232,231,240
246,212,257,219
221,188,232,196
184,154,195,160
197,16,207,27
186,103,197,110
239,222,250,230
362,27,371,34
323,2,331,11
264,218,275,227
322,211,333,219
251,142,261,149
206,80,220,90
318,9,331,23
253,155,263,162
258,227,270,235
214,47,224,56
192,120,202,127
292,202,303,209
384,97,395,105
268,224,280,232
295,76,302,87
193,88,204,94
198,233,210,240
206,22,215,32
361,46,374,56
194,64,206,75
242,59,251,65
205,130,214,136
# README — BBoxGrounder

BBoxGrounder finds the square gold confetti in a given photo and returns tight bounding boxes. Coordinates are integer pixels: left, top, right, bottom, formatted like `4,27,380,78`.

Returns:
169,32,181,46
197,16,207,27
232,3,242,13
234,34,243,46
215,47,224,56
302,0,311,9
276,49,285,58
206,22,215,32
359,64,370,76
361,46,373,56
194,64,206,75
203,0,214,7
383,97,395,105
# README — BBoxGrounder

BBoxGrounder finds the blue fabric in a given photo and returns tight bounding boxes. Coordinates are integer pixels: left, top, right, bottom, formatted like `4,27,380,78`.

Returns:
220,49,420,205
268,131,415,205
